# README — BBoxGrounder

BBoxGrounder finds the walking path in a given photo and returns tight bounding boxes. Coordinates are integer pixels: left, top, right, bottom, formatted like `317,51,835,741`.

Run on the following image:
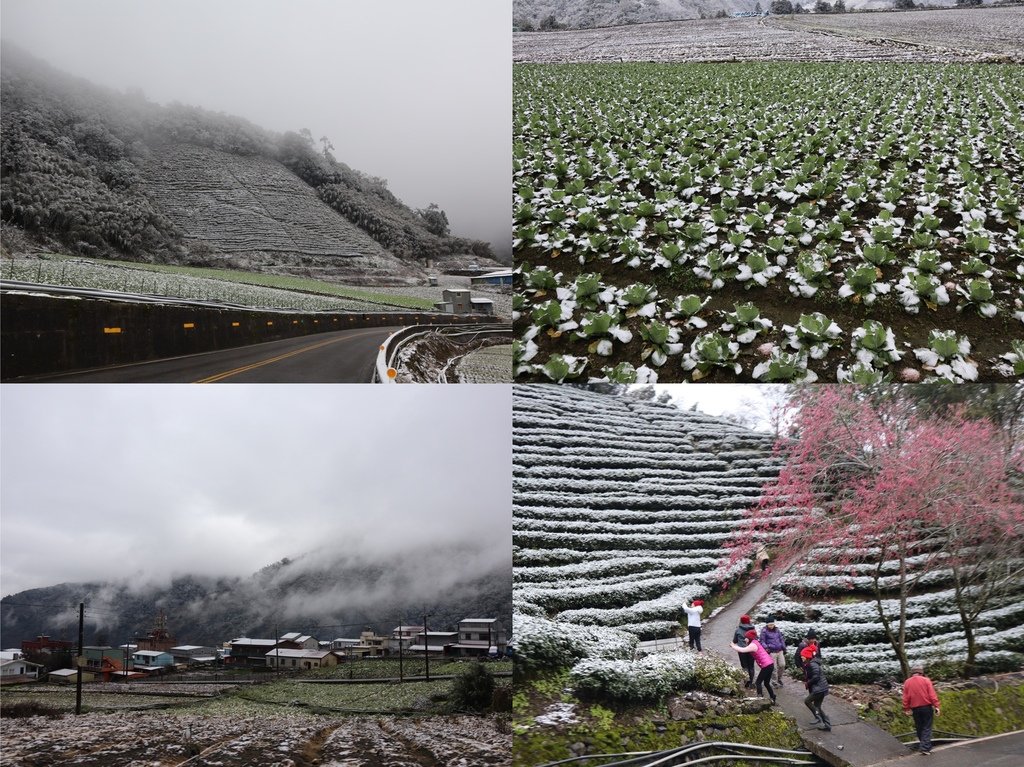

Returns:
867,729,1024,767
636,575,1019,766
701,573,911,767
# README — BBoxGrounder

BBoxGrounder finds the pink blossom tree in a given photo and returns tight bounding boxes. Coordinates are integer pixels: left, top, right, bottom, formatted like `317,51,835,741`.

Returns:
738,386,1024,677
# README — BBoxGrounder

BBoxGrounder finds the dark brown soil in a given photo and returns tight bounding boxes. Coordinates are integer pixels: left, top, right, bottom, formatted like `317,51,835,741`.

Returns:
515,240,1023,383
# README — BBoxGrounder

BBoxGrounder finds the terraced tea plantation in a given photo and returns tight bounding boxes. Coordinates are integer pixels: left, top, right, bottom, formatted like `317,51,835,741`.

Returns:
513,63,1024,383
513,385,782,638
512,386,1024,683
756,544,1024,683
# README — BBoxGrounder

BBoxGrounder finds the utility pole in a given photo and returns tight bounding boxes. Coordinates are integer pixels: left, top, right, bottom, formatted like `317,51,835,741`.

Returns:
398,617,404,683
75,602,84,715
423,611,430,682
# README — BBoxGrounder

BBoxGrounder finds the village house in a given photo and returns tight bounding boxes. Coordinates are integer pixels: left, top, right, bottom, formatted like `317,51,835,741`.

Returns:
21,635,72,655
451,618,507,657
331,637,360,652
49,668,95,684
132,650,174,674
469,269,513,287
225,637,279,666
133,613,176,652
277,633,318,650
1,658,42,681
409,630,458,656
265,648,338,670
388,625,425,654
82,646,121,669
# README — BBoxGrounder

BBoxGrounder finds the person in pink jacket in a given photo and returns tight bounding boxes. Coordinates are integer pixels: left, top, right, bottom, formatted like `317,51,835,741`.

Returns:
730,629,777,704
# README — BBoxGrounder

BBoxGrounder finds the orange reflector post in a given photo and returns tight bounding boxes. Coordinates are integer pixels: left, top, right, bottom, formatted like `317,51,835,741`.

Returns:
386,368,397,379
231,322,240,327
103,327,122,334
183,323,195,329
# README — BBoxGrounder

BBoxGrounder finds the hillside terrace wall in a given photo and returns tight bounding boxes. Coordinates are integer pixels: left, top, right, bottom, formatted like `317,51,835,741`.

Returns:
1,292,488,379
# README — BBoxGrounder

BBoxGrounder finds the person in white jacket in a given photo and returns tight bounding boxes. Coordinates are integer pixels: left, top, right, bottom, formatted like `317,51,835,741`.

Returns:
682,599,704,652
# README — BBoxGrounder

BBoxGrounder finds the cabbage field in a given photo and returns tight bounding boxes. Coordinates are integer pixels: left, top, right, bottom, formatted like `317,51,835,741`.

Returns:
513,63,1024,383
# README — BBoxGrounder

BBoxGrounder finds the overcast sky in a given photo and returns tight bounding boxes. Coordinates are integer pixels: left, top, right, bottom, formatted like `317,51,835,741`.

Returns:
0,385,511,598
656,384,787,432
0,0,510,255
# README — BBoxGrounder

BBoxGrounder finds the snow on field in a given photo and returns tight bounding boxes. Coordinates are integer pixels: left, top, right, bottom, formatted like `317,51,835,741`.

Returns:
514,10,1024,63
0,711,511,766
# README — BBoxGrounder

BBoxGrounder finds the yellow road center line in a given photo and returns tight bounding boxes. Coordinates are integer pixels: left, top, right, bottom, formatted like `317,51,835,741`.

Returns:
193,330,383,383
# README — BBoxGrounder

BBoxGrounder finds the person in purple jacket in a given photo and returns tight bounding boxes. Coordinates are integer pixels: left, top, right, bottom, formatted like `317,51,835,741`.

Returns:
759,616,787,687
730,630,777,704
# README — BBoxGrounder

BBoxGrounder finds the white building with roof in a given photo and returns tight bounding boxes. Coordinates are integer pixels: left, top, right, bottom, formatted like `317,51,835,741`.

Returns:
278,632,318,650
451,618,507,657
265,648,338,669
1,658,41,679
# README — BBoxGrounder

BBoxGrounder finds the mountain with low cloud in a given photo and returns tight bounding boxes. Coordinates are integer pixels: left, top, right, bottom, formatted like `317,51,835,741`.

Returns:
0,45,504,284
0,543,512,648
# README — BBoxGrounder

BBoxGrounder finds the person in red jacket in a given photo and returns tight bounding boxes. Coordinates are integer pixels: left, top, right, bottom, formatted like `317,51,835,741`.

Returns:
902,665,941,755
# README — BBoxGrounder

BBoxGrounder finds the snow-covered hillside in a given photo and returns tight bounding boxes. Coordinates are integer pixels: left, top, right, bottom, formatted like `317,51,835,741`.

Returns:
513,384,783,638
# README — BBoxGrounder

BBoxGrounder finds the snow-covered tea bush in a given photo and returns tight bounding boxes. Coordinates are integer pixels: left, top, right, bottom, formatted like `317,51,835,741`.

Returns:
514,613,639,677
569,651,741,702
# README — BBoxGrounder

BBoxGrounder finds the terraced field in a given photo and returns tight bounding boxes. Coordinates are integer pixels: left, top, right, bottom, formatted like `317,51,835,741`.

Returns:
513,385,783,638
513,9,1024,63
512,386,1024,683
140,144,423,282
456,344,514,383
757,545,1024,683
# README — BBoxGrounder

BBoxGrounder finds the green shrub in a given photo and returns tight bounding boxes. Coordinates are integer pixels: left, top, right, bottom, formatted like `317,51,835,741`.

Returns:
450,662,496,712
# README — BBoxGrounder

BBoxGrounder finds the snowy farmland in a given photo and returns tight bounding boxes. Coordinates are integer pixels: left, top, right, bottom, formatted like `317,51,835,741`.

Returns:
513,385,783,638
0,711,511,766
513,63,1024,383
513,9,1024,64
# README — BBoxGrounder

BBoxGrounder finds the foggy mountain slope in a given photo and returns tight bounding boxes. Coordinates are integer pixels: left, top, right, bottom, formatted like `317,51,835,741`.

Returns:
0,544,513,648
0,45,500,276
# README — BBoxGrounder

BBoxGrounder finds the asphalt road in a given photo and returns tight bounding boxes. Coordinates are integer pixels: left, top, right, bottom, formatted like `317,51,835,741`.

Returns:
19,327,399,383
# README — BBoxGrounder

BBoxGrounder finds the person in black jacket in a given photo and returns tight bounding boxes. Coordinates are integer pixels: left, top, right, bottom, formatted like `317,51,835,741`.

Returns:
795,628,822,670
801,644,831,731
733,614,756,688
